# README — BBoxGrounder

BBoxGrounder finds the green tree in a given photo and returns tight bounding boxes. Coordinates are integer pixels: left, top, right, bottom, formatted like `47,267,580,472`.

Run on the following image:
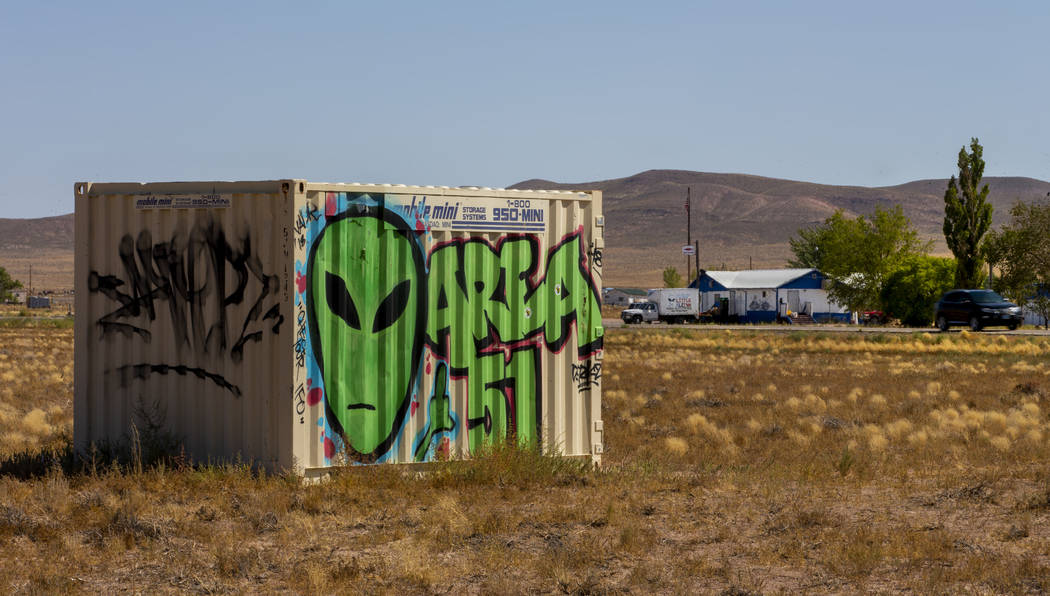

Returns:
880,256,955,327
0,266,23,302
983,200,1050,326
662,266,684,288
788,210,864,271
1030,296,1050,330
943,138,993,288
789,205,930,312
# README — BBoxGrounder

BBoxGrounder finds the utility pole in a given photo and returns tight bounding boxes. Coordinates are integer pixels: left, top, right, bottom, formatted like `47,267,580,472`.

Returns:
685,187,691,281
694,239,700,284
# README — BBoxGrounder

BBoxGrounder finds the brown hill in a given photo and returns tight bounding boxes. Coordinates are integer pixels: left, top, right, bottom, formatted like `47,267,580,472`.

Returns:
512,170,1050,287
3,173,1049,291
0,213,74,292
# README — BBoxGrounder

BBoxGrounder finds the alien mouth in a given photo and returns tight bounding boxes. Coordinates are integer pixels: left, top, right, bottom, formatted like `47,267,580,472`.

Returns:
347,403,376,411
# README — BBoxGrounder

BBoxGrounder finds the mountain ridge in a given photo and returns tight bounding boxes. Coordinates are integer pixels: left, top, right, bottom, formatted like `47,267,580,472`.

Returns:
2,172,1049,290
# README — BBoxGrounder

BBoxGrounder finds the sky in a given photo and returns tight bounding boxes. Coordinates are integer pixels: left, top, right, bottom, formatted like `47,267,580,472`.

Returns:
2,1,1049,219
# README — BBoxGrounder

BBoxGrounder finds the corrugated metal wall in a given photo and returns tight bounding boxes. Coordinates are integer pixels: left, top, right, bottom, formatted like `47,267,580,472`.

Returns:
76,181,603,473
75,182,294,468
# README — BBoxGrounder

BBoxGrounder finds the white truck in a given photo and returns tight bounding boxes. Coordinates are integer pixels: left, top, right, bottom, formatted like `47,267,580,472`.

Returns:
620,288,700,324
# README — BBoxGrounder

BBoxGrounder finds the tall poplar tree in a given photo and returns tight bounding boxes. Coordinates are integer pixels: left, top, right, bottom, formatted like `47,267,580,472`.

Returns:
943,138,993,288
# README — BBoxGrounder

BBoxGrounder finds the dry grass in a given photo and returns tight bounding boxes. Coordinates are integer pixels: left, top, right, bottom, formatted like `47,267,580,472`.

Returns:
0,327,72,456
3,325,1050,593
0,302,73,318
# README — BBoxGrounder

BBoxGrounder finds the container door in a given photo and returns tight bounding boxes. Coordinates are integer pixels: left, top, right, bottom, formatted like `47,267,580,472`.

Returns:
787,290,800,313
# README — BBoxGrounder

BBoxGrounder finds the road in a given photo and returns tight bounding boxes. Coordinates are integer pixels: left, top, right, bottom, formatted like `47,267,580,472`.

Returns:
602,318,1050,336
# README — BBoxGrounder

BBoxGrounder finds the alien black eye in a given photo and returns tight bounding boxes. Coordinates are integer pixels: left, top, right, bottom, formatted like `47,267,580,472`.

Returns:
373,279,411,333
325,271,360,330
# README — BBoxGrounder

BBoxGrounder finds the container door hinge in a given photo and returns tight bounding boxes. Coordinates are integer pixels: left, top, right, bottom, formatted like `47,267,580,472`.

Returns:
592,420,604,454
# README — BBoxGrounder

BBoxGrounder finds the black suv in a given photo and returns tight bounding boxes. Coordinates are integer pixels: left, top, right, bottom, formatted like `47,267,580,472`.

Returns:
934,289,1023,332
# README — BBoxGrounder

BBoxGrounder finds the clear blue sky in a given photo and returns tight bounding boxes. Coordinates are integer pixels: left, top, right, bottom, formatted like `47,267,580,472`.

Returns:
2,1,1048,218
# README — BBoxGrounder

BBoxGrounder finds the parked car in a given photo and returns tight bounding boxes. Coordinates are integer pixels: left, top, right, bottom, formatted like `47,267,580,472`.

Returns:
934,289,1023,332
861,310,888,326
621,301,658,324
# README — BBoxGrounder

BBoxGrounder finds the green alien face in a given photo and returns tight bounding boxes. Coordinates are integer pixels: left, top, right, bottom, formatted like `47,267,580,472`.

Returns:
307,207,425,460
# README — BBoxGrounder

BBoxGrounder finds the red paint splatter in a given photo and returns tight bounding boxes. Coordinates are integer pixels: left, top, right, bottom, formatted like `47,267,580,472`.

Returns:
323,437,336,459
411,401,419,416
425,363,432,375
295,271,307,294
307,387,323,406
325,192,337,216
307,378,312,388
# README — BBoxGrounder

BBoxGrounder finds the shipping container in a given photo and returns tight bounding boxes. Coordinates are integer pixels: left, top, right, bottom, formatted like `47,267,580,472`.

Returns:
75,180,605,476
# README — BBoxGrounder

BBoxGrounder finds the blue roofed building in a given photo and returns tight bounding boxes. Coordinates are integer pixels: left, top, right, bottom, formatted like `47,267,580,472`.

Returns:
689,268,850,324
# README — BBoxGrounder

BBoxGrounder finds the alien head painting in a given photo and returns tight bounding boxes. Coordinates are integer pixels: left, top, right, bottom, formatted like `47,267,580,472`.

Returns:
307,204,426,461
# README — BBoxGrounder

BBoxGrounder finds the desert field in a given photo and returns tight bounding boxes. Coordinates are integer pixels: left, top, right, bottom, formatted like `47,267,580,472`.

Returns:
2,324,1050,593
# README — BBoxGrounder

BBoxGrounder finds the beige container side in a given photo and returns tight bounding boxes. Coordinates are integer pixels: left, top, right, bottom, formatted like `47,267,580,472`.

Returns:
539,195,604,459
292,187,603,470
74,183,295,470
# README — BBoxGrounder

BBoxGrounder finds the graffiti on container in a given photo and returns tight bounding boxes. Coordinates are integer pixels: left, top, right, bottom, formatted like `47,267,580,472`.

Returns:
294,382,307,424
299,194,603,463
294,302,308,369
571,360,602,393
424,230,602,453
88,219,284,362
294,206,322,249
412,361,457,462
307,205,427,462
114,363,242,396
588,242,603,273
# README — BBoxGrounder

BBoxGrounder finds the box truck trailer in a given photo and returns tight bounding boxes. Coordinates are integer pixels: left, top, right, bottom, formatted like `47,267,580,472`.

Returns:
620,288,699,324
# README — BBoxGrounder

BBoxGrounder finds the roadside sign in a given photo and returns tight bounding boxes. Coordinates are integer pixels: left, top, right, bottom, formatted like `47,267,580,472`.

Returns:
682,245,695,256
